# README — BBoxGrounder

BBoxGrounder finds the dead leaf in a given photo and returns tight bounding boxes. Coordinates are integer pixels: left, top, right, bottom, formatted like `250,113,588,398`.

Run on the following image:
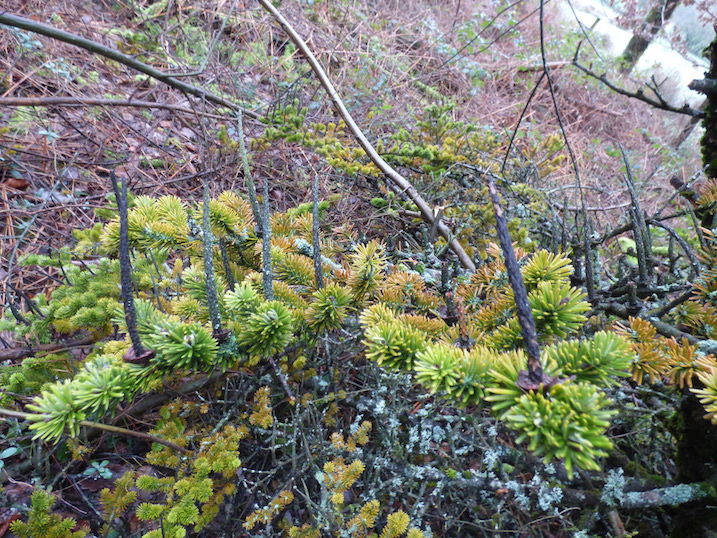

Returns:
2,177,29,190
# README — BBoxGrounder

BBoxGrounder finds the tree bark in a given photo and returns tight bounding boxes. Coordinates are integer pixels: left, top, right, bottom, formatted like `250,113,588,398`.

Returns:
690,28,717,178
620,0,681,73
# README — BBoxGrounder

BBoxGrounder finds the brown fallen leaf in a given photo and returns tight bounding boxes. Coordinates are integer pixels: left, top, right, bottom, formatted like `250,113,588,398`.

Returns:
2,177,29,190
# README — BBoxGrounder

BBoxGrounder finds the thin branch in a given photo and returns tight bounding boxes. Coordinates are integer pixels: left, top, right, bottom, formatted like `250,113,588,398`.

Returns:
573,44,705,119
256,0,475,272
0,12,259,119
268,357,295,403
261,178,274,301
237,112,262,225
436,0,532,71
0,408,191,454
620,144,652,282
540,0,595,302
501,71,546,174
649,288,695,319
0,97,227,118
564,0,604,61
646,219,700,279
0,335,96,362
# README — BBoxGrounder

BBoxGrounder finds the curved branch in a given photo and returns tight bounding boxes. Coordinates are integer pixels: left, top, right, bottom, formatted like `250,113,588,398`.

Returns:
256,0,475,272
0,12,259,119
539,0,596,301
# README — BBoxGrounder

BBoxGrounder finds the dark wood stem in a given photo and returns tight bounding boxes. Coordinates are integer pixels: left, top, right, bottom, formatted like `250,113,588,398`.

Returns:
486,176,543,385
312,173,324,290
110,173,144,358
202,179,223,333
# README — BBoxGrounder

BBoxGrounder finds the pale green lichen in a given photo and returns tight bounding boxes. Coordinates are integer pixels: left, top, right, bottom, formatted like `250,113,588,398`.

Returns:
623,483,716,508
600,468,626,507
698,339,717,356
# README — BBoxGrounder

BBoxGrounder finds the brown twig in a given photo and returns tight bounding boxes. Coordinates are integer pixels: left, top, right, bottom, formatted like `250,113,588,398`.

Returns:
607,510,627,537
268,357,295,403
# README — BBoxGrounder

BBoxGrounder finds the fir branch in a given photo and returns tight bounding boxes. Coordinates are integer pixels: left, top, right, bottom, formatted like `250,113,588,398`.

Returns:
486,175,556,389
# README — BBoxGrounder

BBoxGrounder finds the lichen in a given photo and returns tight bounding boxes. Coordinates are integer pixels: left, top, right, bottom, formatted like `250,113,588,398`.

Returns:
600,468,626,507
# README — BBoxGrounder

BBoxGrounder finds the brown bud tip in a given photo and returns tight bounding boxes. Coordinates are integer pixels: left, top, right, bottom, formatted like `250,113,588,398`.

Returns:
123,348,156,365
213,329,232,343
516,370,562,392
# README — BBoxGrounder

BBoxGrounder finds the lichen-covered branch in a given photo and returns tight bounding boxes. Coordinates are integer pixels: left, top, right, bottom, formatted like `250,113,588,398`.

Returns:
620,482,715,509
110,173,144,358
261,178,274,300
202,179,223,333
237,112,262,224
486,175,548,388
